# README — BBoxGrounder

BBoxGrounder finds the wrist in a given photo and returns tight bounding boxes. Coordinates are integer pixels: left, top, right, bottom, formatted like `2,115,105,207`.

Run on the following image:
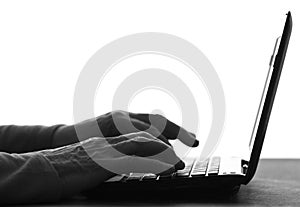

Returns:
42,143,108,198
52,125,77,148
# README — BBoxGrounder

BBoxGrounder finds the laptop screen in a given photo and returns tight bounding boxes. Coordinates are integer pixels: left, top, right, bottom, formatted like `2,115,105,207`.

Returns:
248,37,281,151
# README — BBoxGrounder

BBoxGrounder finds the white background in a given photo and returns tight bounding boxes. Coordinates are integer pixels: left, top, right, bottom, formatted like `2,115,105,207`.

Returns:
0,0,299,158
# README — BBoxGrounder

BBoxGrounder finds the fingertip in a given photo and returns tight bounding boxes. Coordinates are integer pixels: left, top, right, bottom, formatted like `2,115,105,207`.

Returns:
175,160,185,170
192,139,199,147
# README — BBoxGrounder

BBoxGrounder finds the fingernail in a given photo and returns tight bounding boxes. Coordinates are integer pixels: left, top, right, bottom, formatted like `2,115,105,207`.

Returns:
192,140,199,147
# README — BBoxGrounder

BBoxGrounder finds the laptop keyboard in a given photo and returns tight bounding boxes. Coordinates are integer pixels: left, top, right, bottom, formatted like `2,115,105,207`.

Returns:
107,156,222,183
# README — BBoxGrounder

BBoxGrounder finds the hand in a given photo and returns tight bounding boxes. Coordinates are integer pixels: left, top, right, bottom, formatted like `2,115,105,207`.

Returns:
43,131,184,198
53,110,198,148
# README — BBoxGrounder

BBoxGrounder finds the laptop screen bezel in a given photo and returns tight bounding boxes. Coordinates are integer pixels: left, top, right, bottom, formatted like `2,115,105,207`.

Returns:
243,12,292,184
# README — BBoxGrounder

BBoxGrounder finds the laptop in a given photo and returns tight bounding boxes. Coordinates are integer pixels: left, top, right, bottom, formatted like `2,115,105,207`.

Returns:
85,12,292,199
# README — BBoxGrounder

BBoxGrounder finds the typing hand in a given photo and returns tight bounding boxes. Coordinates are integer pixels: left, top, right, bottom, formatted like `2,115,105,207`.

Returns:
53,110,198,148
43,132,184,198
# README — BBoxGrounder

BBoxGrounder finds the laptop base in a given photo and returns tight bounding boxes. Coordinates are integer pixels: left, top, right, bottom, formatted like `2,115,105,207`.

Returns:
83,175,244,201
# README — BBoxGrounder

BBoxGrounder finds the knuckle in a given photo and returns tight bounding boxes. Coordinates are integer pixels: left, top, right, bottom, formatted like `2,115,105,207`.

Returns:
153,114,167,125
154,113,164,120
112,110,126,117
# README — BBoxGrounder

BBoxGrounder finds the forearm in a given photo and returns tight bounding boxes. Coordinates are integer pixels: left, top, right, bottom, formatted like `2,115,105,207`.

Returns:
52,125,78,148
0,141,112,205
0,125,63,153
41,142,112,198
52,119,104,148
0,121,101,153
0,151,63,204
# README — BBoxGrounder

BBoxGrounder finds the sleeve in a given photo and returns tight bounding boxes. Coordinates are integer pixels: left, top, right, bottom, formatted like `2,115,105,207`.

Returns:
0,125,64,153
0,151,63,204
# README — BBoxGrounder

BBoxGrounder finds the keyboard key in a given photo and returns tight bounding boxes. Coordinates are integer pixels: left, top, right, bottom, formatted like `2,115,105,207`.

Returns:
191,158,209,177
208,156,221,175
176,161,194,177
105,174,127,183
126,173,144,182
141,173,158,181
158,173,175,180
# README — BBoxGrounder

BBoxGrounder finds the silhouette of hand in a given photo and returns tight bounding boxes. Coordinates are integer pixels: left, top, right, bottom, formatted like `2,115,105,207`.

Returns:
44,131,184,198
61,110,199,147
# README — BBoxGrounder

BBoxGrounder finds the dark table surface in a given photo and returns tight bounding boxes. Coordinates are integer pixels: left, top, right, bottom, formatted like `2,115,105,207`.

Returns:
32,159,300,207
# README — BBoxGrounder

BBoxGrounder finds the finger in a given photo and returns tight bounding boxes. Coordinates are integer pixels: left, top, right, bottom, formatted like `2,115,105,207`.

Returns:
100,112,171,146
104,117,171,146
104,131,166,146
130,119,171,146
130,113,199,147
105,135,130,145
83,135,172,163
77,136,177,166
100,156,177,175
110,137,184,170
